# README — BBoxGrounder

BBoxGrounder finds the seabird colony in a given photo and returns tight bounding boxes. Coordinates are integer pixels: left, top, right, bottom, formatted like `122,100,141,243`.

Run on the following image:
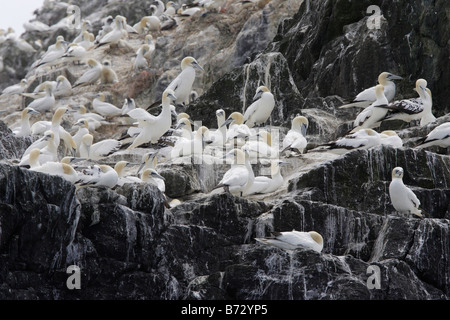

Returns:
0,0,448,253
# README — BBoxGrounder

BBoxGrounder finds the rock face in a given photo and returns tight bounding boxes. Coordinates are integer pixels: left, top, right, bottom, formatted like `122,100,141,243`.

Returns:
0,0,449,301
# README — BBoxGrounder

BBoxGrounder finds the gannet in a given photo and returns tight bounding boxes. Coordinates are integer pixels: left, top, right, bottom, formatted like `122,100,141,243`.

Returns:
379,79,435,126
222,112,253,145
26,149,42,169
12,107,40,137
243,86,275,128
255,230,324,252
73,20,92,43
389,167,423,218
243,131,278,159
34,35,67,68
246,160,287,195
26,82,55,113
216,149,253,196
94,15,127,48
54,75,72,97
79,134,122,161
144,35,155,59
151,0,165,16
416,122,450,149
73,58,102,87
62,43,87,65
380,130,403,148
115,161,142,186
174,117,194,139
19,131,58,167
166,56,204,106
1,79,27,96
78,165,118,188
127,89,176,149
141,168,166,193
72,119,90,154
92,93,123,117
24,20,50,32
178,4,203,16
324,128,381,155
100,60,119,85
137,152,159,176
352,84,389,131
134,44,150,71
32,161,79,184
77,31,95,50
339,72,403,109
282,116,309,155
170,125,208,158
94,16,114,44
164,1,177,16
204,109,226,146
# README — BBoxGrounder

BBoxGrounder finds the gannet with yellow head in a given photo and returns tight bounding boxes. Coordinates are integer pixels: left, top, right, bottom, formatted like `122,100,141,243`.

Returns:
389,167,423,218
243,86,275,128
255,230,324,252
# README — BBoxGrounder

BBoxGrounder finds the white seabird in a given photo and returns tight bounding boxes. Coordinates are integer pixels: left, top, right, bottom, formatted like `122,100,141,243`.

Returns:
78,165,119,188
204,109,226,147
166,56,204,106
79,133,122,161
34,35,68,69
324,128,381,155
100,60,119,85
380,130,403,148
72,119,90,155
73,58,102,88
216,148,253,196
94,15,127,48
243,86,275,128
339,72,403,109
170,125,208,158
416,122,450,149
136,152,159,176
141,168,166,193
1,79,27,96
26,82,55,113
281,116,309,155
62,43,87,65
127,88,176,149
255,230,324,252
92,93,123,117
12,107,40,137
352,84,389,131
32,160,79,184
243,130,278,159
379,79,436,126
19,131,59,167
114,161,143,186
71,105,106,130
246,160,287,195
222,112,253,146
134,44,150,71
389,167,423,218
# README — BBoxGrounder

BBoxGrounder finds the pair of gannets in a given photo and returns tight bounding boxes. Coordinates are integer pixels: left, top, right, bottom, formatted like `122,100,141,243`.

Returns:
243,86,275,128
28,149,79,184
246,160,287,195
25,76,72,99
94,15,128,48
77,164,119,188
19,131,59,167
127,89,177,149
166,56,204,106
26,82,56,113
339,72,403,109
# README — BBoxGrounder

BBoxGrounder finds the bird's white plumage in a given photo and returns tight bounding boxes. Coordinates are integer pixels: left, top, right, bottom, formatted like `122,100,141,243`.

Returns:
255,230,324,252
389,167,422,218
166,57,203,105
243,86,275,128
416,122,450,149
352,84,388,131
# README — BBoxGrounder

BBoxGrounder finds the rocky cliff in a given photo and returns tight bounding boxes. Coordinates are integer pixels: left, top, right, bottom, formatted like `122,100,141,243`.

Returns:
0,0,449,300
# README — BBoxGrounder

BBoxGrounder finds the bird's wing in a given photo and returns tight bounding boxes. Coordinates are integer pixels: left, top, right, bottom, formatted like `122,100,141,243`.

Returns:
127,108,157,122
382,98,423,115
406,187,420,209
91,139,122,157
220,166,248,187
243,100,258,122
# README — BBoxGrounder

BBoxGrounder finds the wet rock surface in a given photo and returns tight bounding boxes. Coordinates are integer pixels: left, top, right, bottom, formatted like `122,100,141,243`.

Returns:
0,0,449,301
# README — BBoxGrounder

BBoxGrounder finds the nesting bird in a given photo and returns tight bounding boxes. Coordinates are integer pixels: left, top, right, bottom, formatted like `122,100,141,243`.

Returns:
73,58,103,87
415,122,450,149
255,230,324,252
281,116,309,155
352,84,389,131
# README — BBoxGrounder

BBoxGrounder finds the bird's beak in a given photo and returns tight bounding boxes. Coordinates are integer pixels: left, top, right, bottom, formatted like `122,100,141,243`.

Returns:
28,108,40,115
136,162,145,175
389,74,403,80
168,92,177,101
175,122,186,130
192,61,204,72
221,118,232,128
153,172,165,180
301,123,307,137
253,90,263,101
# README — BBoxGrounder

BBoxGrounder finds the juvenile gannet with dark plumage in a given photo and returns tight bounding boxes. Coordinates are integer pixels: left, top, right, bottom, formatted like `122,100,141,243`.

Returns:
127,88,176,149
389,167,423,218
243,86,275,128
415,122,450,149
281,116,308,155
73,58,102,87
352,84,389,131
166,56,204,106
255,230,324,252
12,107,40,137
79,134,122,161
379,79,435,126
339,72,402,109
